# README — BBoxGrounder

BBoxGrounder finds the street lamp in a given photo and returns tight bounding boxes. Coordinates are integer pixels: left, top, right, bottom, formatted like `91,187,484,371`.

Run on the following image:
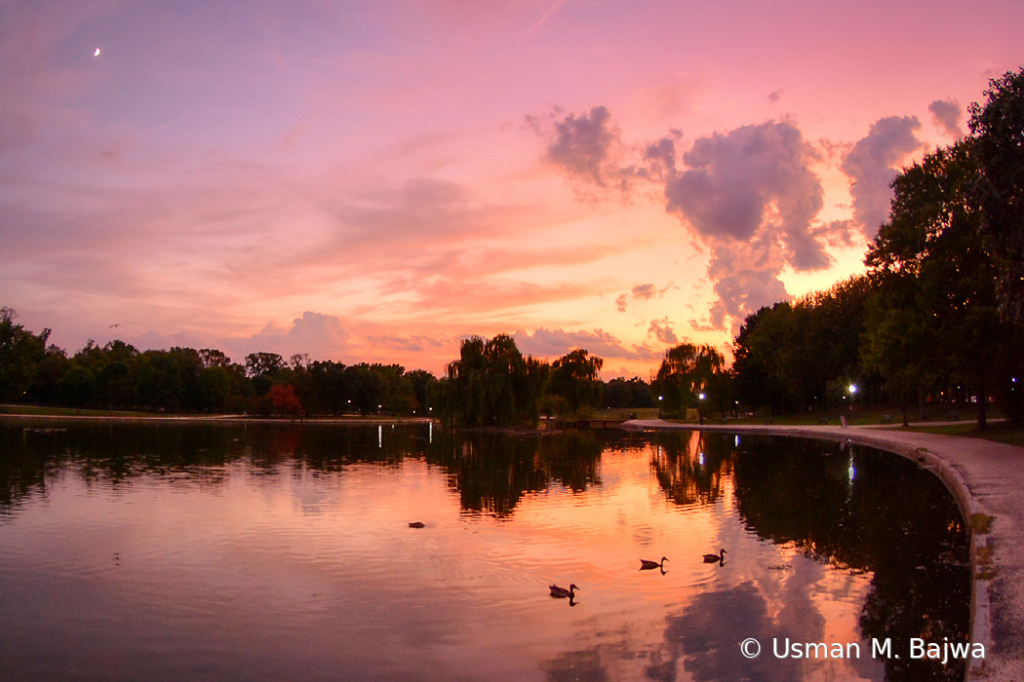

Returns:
848,383,857,411
658,395,663,419
698,392,706,425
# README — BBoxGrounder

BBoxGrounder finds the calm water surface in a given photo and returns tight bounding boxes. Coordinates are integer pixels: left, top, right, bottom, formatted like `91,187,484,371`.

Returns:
0,421,970,682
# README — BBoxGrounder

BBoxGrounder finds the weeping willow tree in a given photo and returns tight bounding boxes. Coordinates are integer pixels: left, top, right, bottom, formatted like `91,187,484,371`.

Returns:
439,334,548,427
546,348,604,417
651,342,726,421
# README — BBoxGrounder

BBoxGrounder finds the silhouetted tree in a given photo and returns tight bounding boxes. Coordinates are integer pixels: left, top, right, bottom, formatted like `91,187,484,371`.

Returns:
0,308,50,402
547,348,603,416
865,141,1008,429
969,68,1024,324
603,377,654,408
652,342,724,421
443,334,547,427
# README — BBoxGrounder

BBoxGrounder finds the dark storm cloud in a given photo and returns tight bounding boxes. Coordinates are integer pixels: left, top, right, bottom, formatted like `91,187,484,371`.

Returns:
840,115,922,238
928,99,963,139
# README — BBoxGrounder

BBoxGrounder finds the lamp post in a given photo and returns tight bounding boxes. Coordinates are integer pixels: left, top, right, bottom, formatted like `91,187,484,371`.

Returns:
848,383,857,412
698,392,706,425
658,395,663,419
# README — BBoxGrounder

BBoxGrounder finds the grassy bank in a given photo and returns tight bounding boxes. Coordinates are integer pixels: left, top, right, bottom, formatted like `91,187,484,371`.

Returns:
0,404,155,418
654,403,1022,449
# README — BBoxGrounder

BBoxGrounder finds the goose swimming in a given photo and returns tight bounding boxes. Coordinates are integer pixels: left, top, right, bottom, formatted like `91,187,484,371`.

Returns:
703,549,726,563
639,557,669,571
549,583,579,599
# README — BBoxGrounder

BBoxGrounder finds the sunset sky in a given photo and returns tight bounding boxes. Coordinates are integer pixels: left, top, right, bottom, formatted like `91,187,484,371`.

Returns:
3,0,1022,378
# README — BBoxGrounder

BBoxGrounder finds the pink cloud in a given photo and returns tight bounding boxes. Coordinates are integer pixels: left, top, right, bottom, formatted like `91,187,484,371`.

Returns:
840,116,923,238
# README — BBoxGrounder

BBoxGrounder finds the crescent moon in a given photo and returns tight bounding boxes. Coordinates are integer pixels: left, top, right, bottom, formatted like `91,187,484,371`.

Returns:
93,48,101,57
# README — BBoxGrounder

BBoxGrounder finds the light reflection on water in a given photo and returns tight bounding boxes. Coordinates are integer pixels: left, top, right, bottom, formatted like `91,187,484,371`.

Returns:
0,422,969,682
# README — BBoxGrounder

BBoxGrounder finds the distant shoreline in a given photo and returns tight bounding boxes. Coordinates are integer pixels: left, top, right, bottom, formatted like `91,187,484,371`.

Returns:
0,412,433,425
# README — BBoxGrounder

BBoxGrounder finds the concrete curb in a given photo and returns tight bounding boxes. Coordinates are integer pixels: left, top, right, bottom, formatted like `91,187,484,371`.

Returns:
622,420,1024,682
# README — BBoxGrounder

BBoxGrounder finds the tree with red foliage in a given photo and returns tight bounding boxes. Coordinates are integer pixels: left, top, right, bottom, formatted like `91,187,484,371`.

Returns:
268,382,303,416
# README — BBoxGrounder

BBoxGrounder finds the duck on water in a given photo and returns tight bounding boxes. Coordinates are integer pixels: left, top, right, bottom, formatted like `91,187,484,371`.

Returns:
549,584,579,599
640,557,668,571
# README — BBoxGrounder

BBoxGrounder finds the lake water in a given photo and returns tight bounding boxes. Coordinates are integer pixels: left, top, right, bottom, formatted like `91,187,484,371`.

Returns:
0,421,970,682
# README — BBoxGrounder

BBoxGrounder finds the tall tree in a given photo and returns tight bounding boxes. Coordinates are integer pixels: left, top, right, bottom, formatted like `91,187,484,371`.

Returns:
865,141,1006,429
969,68,1024,324
652,342,724,421
860,275,935,426
0,308,50,402
444,334,546,427
732,305,795,415
306,360,349,415
245,352,284,378
547,349,604,415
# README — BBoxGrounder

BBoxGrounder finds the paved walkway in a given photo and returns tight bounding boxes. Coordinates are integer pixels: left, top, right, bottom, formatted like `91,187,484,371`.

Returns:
623,420,1024,682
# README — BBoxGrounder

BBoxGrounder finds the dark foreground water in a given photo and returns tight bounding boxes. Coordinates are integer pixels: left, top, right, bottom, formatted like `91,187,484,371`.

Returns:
0,421,970,682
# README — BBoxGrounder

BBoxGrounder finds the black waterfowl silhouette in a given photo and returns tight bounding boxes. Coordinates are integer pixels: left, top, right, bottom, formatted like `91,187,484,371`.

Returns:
639,557,668,571
703,549,726,563
408,522,425,528
549,583,579,599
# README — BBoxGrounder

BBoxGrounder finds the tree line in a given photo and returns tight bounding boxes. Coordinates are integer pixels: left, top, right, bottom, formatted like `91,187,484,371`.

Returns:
0,312,657,419
0,319,440,417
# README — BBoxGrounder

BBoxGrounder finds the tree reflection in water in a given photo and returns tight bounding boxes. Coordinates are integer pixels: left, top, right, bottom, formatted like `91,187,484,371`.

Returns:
1,422,971,682
646,432,970,682
426,429,603,517
649,430,732,507
2,421,607,519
